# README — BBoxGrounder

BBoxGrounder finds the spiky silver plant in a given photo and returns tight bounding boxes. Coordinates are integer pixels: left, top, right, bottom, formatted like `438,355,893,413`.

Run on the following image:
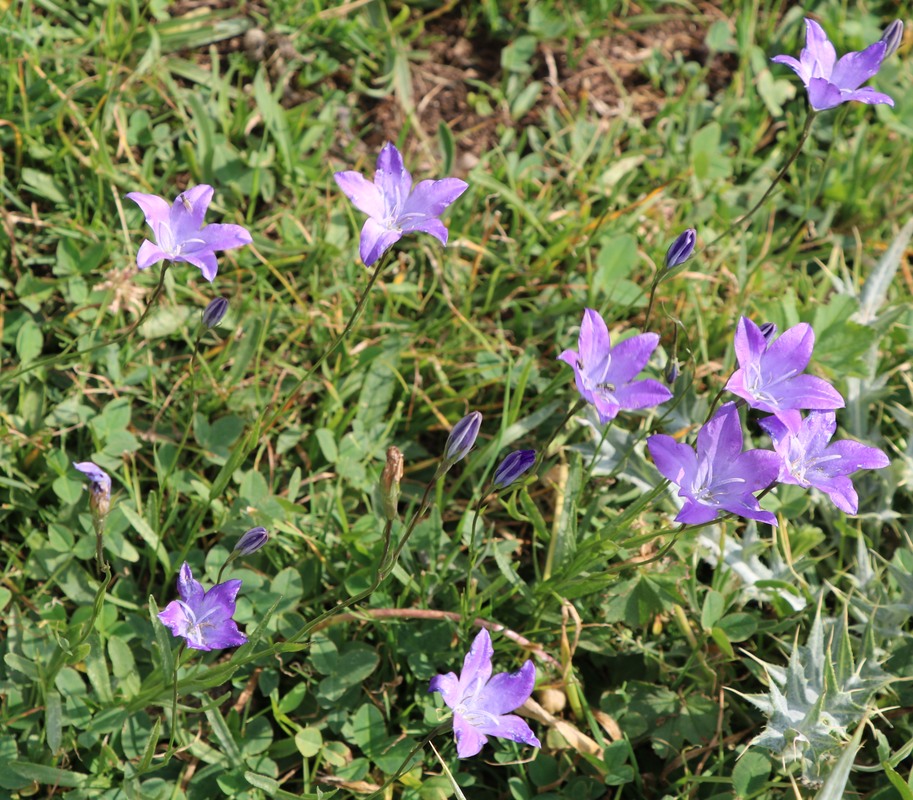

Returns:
736,601,892,785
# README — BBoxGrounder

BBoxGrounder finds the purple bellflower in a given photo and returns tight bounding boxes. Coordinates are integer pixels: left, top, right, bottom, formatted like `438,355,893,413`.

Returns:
334,142,468,267
429,628,540,759
759,411,890,514
202,297,229,329
558,308,672,424
157,563,248,651
126,185,252,282
771,18,895,111
492,449,536,489
725,317,844,416
648,402,780,525
73,461,111,519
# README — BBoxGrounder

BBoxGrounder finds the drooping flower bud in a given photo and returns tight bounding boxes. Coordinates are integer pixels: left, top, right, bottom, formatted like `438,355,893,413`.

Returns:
665,359,680,385
664,228,696,270
234,526,269,556
381,446,404,521
443,411,482,466
881,20,904,59
492,450,536,490
73,461,112,521
202,297,229,328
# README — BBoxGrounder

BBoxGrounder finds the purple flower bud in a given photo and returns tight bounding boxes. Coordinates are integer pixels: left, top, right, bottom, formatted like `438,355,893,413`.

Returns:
492,450,536,489
665,360,679,385
758,322,777,343
881,20,904,59
202,297,229,328
234,526,269,556
664,228,696,270
444,411,482,465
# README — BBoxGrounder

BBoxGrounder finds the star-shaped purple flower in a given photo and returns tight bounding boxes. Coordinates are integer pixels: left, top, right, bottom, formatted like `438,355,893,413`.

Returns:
126,185,252,282
157,562,248,651
725,317,844,416
772,18,894,111
558,308,672,424
429,628,540,759
648,402,780,525
333,142,468,267
759,410,890,515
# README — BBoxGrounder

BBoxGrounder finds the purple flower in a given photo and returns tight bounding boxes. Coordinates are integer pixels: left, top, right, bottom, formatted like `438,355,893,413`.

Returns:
664,228,696,269
648,402,780,525
157,563,248,651
333,142,468,267
725,317,844,416
125,185,252,282
771,18,894,111
429,628,540,759
444,411,482,466
759,411,890,515
558,309,672,424
233,526,269,556
73,461,111,518
492,450,536,489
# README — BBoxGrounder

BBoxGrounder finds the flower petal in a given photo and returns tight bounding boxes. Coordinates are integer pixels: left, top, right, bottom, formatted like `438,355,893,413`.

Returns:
458,628,494,696
648,434,695,487
696,403,743,465
399,178,468,222
476,660,536,716
195,223,253,252
179,252,220,282
765,322,814,374
613,378,673,411
334,170,385,219
831,40,886,91
675,499,721,525
807,77,846,110
198,579,243,624
126,192,171,229
453,712,487,758
473,713,540,750
169,185,214,242
359,218,403,266
732,317,768,372
606,332,660,385
802,18,836,79
719,496,777,526
771,54,804,78
578,309,611,376
404,217,449,246
177,562,204,606
844,87,895,107
375,142,413,217
829,439,890,473
136,240,167,269
428,671,461,709
196,618,247,651
815,475,858,514
768,374,844,411
157,600,191,637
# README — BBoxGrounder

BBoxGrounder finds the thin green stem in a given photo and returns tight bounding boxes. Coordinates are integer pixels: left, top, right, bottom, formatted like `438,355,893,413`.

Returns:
362,724,450,800
707,110,817,249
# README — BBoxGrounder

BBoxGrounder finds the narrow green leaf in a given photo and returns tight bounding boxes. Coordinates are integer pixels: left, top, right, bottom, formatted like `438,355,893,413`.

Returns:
45,691,63,752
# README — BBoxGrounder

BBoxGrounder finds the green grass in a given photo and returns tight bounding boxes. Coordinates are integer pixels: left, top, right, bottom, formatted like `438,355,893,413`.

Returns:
2,0,913,798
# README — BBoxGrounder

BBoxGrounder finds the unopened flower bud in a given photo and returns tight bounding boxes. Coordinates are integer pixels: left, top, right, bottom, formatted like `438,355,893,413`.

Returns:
881,20,904,59
202,297,229,328
758,322,778,344
492,450,536,489
665,359,679,385
443,411,482,466
381,446,404,521
664,228,696,270
234,526,269,556
73,461,112,521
